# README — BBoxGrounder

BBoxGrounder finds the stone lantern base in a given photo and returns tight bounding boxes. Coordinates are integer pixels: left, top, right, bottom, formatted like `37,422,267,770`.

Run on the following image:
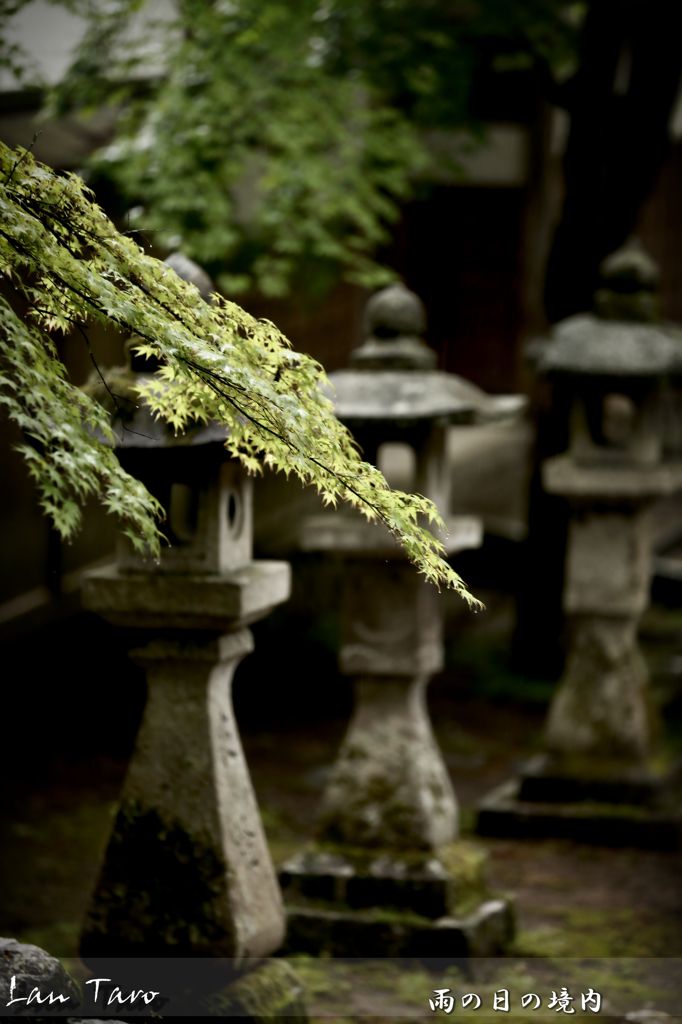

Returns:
80,561,291,960
477,753,682,850
278,843,513,958
475,454,682,852
286,512,512,957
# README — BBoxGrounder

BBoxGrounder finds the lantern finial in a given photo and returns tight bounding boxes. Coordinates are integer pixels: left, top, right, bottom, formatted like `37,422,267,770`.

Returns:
595,237,661,323
351,282,436,369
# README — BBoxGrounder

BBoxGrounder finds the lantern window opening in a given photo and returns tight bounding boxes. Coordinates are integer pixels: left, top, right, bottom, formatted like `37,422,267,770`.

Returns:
168,481,199,545
377,441,417,494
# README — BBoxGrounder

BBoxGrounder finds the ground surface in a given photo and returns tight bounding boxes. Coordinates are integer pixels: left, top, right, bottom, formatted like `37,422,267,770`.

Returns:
0,597,681,1018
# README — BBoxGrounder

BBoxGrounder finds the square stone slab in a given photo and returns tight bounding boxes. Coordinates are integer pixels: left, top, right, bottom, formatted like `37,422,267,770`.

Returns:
477,777,682,850
516,753,682,808
279,844,486,920
282,899,513,958
278,842,513,957
81,561,291,629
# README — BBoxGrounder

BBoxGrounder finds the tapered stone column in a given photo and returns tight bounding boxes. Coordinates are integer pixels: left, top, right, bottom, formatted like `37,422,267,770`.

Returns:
81,558,291,959
81,628,285,958
318,561,457,850
544,501,655,763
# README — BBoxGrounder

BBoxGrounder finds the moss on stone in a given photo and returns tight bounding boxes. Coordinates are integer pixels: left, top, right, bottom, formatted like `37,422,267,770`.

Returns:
282,838,492,923
80,800,234,957
203,960,307,1021
544,750,678,782
312,838,484,876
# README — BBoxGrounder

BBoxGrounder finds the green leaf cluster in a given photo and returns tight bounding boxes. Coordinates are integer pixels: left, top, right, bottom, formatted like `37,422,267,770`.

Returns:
0,141,481,605
46,0,576,298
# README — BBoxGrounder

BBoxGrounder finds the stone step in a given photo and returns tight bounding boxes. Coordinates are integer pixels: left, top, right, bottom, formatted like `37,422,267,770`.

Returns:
477,778,682,850
279,843,488,921
517,753,682,808
281,898,513,958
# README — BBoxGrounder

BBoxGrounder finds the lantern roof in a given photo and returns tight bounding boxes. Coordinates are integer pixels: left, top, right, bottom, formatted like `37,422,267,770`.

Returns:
325,369,524,424
96,253,228,450
110,385,230,449
328,281,525,423
537,313,682,377
536,239,682,378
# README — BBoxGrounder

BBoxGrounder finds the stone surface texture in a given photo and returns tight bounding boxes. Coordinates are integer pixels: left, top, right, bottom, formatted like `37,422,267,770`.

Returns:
79,254,294,963
536,313,682,377
544,615,652,761
339,562,444,678
317,673,458,849
280,843,486,917
0,937,80,1013
281,282,520,955
278,843,512,957
81,629,285,958
115,451,253,576
82,560,291,630
299,511,482,558
562,510,652,617
351,282,436,370
204,959,308,1021
538,243,682,766
478,242,682,846
281,898,512,958
326,369,525,425
478,777,682,849
543,456,682,498
299,283,500,855
81,556,292,958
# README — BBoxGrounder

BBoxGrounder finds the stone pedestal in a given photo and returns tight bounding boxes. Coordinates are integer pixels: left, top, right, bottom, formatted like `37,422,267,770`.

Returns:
81,561,291,958
477,458,682,850
317,559,457,851
279,845,513,958
317,673,457,851
545,613,651,762
545,495,655,763
477,765,682,850
80,255,302,1010
282,514,513,956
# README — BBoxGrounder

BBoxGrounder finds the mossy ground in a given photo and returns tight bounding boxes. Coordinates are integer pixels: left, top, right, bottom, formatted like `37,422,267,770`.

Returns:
1,597,681,1018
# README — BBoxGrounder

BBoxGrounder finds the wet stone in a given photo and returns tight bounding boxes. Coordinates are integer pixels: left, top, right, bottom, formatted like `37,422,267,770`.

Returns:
517,753,682,808
279,842,488,922
196,960,308,1022
281,899,513,959
283,282,519,957
478,241,682,848
81,802,234,957
80,254,293,965
0,937,81,1015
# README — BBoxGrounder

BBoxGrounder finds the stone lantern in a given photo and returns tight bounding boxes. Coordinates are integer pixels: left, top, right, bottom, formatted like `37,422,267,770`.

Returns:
478,240,682,847
279,282,526,956
79,255,292,960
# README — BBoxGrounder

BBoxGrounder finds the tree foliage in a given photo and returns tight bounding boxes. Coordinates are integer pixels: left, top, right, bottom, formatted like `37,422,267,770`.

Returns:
0,141,481,604
46,0,577,298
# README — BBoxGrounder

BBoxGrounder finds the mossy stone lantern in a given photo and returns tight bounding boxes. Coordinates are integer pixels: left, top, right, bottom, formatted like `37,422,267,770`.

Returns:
478,240,682,847
80,255,291,958
279,282,526,957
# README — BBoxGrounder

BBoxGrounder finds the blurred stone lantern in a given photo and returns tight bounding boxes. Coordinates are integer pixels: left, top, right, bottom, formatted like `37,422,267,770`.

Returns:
478,240,682,847
79,255,292,960
279,282,526,956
